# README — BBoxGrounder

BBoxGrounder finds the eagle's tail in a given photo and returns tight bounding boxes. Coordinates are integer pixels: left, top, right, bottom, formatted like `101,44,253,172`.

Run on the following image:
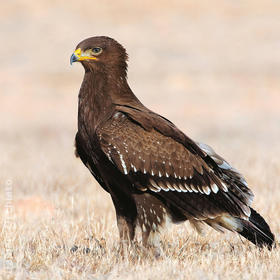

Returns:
237,208,275,249
205,207,275,249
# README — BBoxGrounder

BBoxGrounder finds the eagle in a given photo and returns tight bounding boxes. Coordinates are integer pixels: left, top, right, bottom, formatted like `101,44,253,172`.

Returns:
70,36,274,251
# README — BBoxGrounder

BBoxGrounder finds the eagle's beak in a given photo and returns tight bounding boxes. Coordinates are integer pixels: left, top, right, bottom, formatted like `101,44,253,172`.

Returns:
70,53,78,65
70,48,98,65
70,48,82,65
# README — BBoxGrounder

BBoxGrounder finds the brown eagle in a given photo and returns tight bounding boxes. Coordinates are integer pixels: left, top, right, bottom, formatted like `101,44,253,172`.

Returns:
70,36,274,250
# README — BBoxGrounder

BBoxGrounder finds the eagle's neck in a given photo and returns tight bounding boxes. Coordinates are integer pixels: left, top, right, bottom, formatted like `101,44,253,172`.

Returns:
78,70,144,133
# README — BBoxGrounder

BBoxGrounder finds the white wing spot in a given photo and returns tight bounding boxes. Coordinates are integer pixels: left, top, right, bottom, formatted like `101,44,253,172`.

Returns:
142,224,147,232
198,186,204,194
191,184,199,193
130,163,137,172
173,183,182,192
211,183,219,193
159,182,169,192
184,183,193,192
113,112,121,119
202,186,211,195
150,179,161,192
106,152,113,162
221,182,228,192
166,181,175,191
158,171,162,177
179,183,188,192
118,153,128,175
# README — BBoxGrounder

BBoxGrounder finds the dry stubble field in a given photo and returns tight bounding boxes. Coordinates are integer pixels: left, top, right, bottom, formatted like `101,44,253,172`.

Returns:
0,1,280,279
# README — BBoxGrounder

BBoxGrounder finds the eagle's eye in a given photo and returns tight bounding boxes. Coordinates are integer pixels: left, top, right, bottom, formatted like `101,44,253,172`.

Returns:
92,47,103,55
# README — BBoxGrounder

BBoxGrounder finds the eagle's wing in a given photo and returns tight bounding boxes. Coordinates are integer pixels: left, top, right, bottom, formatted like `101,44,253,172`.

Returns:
97,110,253,220
196,141,254,205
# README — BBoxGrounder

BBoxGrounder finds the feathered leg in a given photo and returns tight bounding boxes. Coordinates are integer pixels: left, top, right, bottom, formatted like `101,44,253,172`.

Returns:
134,193,174,257
116,215,135,242
111,194,137,249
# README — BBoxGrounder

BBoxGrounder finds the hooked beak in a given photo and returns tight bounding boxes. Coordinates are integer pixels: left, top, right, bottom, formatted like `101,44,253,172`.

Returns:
70,48,82,65
70,53,78,65
70,48,97,65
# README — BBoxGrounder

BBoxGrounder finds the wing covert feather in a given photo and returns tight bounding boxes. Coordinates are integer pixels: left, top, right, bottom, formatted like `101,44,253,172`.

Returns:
97,111,252,219
98,112,210,182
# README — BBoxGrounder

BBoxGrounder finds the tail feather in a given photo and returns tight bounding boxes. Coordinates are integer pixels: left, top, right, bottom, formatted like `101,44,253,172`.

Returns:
237,208,275,249
205,208,275,249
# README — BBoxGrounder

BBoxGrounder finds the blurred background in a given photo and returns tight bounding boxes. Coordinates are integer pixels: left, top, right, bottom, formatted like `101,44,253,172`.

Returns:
0,0,279,243
2,0,280,133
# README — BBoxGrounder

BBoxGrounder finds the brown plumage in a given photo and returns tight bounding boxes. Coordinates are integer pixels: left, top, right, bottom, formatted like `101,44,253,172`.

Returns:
70,36,274,250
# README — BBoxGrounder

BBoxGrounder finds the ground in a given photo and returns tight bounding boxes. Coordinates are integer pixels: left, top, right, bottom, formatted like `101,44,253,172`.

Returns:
0,1,279,279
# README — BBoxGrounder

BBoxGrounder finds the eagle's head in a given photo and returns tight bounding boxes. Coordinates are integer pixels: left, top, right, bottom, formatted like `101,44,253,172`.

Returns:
70,36,128,76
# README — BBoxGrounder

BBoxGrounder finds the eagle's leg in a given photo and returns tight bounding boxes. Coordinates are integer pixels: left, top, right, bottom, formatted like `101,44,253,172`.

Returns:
134,193,172,257
116,215,135,243
111,194,137,248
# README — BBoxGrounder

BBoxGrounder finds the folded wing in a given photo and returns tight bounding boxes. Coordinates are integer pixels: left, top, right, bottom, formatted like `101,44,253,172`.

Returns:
97,110,254,221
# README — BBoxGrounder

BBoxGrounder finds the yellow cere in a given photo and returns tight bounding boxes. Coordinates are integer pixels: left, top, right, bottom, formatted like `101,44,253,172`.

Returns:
74,48,98,61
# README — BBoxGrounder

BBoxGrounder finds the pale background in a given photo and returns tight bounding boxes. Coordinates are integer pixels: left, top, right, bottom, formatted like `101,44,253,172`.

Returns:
0,1,279,279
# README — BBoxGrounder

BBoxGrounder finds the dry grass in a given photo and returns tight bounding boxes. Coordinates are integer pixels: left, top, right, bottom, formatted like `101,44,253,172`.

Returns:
1,0,280,279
